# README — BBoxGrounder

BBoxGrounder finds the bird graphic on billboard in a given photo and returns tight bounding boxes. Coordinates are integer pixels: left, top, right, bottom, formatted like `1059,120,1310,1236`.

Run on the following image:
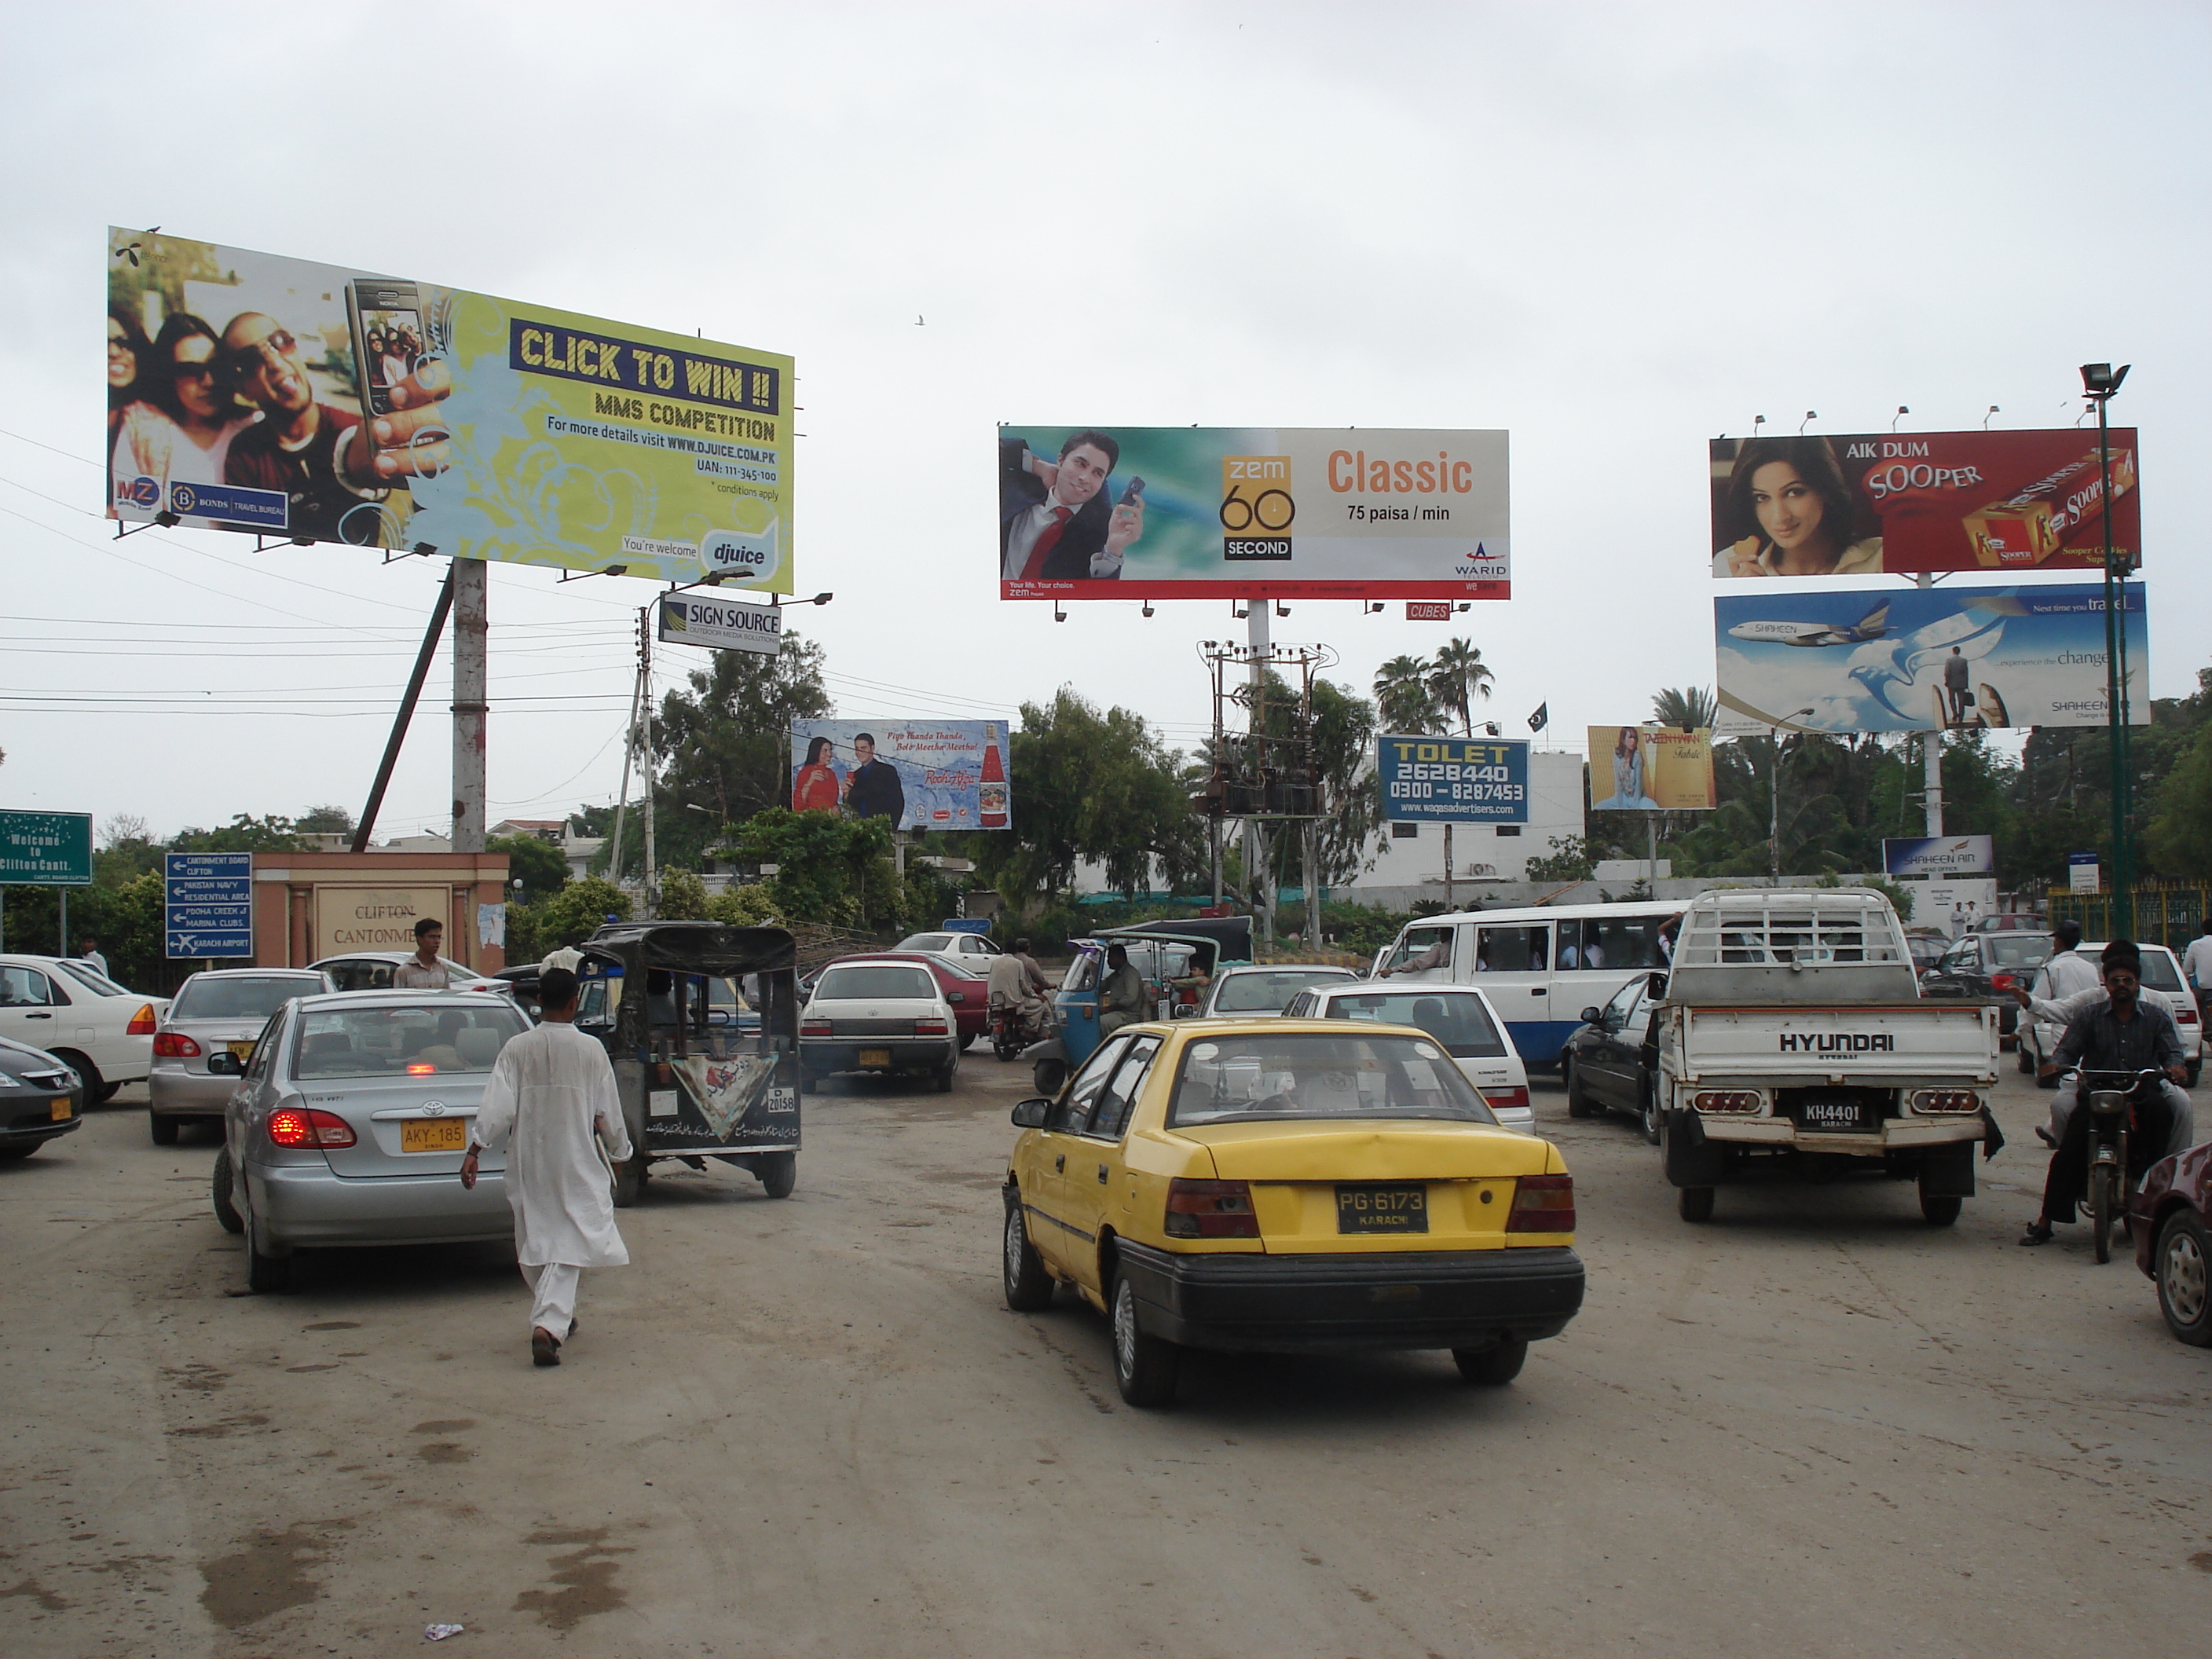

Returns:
1846,600,2024,723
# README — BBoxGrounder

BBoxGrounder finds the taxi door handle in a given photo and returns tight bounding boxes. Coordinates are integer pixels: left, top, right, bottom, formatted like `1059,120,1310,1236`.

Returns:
24,1012,52,1019
1053,1154,1065,1173
1529,987,1547,996
1097,1164,1109,1184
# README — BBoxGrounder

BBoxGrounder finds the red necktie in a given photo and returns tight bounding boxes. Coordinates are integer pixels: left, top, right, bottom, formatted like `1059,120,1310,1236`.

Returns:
1020,507,1073,580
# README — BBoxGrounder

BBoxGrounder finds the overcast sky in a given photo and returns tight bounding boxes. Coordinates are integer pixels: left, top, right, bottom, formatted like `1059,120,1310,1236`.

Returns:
4,2,2206,845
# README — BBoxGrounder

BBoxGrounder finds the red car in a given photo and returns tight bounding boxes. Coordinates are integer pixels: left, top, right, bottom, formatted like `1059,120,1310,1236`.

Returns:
820,951,991,1048
2132,1141,2212,1346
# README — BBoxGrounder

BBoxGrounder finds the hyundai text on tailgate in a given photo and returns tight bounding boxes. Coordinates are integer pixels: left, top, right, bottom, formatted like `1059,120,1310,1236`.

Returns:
1001,1018,1584,1407
1657,889,1998,1225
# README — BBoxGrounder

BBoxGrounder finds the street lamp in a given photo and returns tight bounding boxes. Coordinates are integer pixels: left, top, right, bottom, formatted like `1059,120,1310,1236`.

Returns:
1771,708,1816,879
2080,362,2133,934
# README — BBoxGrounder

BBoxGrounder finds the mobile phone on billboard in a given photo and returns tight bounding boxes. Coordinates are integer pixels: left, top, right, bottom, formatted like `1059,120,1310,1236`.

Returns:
345,278,428,418
1119,475,1147,507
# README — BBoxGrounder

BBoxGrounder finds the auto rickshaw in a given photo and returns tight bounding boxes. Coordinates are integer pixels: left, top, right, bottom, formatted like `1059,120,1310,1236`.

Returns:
1021,929,1221,1094
573,921,801,1206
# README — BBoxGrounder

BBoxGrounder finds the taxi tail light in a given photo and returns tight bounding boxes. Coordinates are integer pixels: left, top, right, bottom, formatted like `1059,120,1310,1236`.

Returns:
1507,1174,1575,1232
1164,1178,1260,1238
800,1016,833,1038
126,1004,159,1036
1694,1090,1762,1114
1989,972,2018,994
268,1108,357,1149
1484,1085,1530,1111
1911,1089,1983,1114
2181,1004,2200,1026
912,1017,950,1037
152,1032,202,1058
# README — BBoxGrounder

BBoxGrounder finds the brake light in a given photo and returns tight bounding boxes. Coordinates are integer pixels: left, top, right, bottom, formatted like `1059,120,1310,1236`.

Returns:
1990,972,2016,993
152,1032,203,1058
1483,1085,1530,1111
801,1017,833,1038
2181,1005,2200,1026
1164,1177,1260,1238
126,1004,159,1036
1507,1173,1576,1232
1911,1090,1983,1114
407,1063,436,1075
912,1017,950,1037
267,1108,357,1149
1694,1090,1763,1114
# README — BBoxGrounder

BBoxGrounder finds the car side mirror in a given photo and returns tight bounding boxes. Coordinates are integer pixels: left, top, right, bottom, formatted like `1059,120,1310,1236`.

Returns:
1171,1005,1195,1018
1010,1098,1050,1129
1580,1006,1603,1026
207,1051,244,1076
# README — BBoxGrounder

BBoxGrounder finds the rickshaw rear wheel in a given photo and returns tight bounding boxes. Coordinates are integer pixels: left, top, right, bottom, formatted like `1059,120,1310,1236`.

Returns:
1033,1060,1068,1097
613,1156,647,1208
756,1152,797,1199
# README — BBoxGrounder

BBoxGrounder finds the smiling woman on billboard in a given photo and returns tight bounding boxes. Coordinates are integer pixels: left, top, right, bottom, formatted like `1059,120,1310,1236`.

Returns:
1712,437,1884,577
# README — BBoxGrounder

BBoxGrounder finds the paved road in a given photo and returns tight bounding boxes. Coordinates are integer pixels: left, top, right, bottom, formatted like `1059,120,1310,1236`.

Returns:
3,1060,2207,1657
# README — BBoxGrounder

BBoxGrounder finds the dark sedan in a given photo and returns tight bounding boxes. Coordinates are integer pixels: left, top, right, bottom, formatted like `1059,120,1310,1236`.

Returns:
1562,972,1668,1144
2133,1141,2212,1346
1919,930,2053,1041
819,951,991,1047
0,1034,85,1160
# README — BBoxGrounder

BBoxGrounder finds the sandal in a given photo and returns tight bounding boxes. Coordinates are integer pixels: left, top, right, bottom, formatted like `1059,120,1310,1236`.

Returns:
531,1327,563,1367
2018,1219,2054,1247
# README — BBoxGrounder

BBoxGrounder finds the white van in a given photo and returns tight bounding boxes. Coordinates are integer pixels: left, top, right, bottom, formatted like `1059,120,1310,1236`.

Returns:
1372,902,1683,1071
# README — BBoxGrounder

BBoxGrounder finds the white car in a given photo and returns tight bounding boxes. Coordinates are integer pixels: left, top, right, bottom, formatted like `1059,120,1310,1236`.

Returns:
2019,940,2203,1088
1195,963,1360,1018
308,952,507,995
0,955,169,1102
895,931,1002,961
800,958,961,1091
1279,981,1534,1130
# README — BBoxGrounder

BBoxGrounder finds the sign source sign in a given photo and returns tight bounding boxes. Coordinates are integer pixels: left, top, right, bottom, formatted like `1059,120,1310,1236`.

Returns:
164,851,253,958
1713,581,2148,736
998,427,1509,601
791,721,1012,832
1376,735,1530,824
1709,429,2140,578
106,229,792,589
1883,836,1995,877
0,811,93,886
1586,726,1716,811
657,595,782,657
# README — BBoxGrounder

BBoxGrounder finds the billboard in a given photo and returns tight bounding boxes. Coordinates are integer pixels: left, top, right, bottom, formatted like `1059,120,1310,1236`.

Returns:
1710,430,2139,578
657,595,782,657
164,851,252,958
105,229,791,588
1586,726,1716,811
1714,582,2148,736
1883,836,1995,877
791,722,1010,832
0,811,92,886
1376,735,1529,824
999,427,1508,601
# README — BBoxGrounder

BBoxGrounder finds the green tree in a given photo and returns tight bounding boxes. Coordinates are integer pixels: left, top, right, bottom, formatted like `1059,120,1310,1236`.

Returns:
533,877,632,950
487,833,570,903
1525,835,1595,882
169,814,305,853
705,884,782,927
1374,654,1441,734
657,867,711,920
1428,638,1494,737
727,808,905,929
1651,687,1716,731
295,804,356,837
2147,722,2212,877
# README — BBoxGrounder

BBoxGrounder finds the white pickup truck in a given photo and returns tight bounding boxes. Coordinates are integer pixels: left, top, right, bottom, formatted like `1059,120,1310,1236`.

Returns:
1657,888,1999,1225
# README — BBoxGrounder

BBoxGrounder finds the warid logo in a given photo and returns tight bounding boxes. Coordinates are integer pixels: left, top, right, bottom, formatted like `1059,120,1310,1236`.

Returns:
1221,455,1292,561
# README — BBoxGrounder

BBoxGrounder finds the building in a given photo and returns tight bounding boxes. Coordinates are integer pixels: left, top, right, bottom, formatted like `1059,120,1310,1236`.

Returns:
489,819,606,882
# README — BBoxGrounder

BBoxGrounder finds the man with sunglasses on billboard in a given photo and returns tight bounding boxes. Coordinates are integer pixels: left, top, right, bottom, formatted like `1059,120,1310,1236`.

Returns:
219,312,450,542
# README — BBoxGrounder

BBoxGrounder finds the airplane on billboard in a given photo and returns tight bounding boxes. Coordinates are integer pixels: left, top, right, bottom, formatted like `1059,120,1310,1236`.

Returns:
1726,601,1891,649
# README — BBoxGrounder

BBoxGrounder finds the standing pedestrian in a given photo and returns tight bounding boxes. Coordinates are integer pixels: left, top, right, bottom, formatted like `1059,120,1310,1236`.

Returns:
460,967,631,1367
394,917,451,989
76,936,109,980
2182,917,2212,1026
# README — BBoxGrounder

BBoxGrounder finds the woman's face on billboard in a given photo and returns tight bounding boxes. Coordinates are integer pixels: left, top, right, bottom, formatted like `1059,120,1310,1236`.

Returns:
170,336,224,419
1749,460,1827,553
108,318,137,388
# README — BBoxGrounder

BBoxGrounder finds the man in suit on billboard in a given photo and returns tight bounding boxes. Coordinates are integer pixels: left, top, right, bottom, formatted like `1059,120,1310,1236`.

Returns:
999,431,1144,581
841,733,906,825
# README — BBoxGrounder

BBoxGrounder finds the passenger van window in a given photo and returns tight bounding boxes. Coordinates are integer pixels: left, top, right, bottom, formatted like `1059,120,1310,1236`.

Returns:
1586,917,1664,969
1386,925,1454,975
1477,926,1549,973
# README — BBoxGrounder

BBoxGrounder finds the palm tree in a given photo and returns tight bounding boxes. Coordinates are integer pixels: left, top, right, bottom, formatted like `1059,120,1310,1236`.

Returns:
1650,686,1716,731
1429,638,1494,737
1374,654,1441,734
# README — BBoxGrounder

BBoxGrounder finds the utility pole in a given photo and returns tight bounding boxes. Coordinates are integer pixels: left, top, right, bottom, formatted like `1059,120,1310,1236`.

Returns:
450,558,488,854
1247,597,1271,950
2082,363,2133,936
610,639,642,892
639,608,657,919
1917,573,1942,837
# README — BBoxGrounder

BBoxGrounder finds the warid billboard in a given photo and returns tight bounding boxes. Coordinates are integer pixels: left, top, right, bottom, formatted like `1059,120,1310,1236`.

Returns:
106,229,792,588
1375,735,1529,824
1714,581,2148,736
999,427,1508,600
792,722,1011,832
1587,726,1716,811
1710,430,2139,578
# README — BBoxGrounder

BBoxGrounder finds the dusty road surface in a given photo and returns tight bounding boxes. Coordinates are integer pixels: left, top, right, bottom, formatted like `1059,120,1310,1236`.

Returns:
3,1060,2208,1657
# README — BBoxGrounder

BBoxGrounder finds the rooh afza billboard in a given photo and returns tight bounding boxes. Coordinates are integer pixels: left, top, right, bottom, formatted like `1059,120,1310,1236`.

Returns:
1714,582,2148,736
1709,429,2139,577
791,722,1011,832
999,427,1509,601
106,229,792,588
1586,726,1716,811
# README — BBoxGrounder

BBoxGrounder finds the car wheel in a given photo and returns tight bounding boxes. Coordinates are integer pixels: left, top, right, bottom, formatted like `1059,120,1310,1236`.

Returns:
612,1156,646,1208
96,1081,121,1103
1002,1199,1054,1311
756,1152,797,1199
1452,1336,1529,1386
246,1215,291,1293
935,1060,957,1093
1563,1059,1598,1119
1637,1084,1661,1146
1918,1189,1962,1227
2189,1061,2203,1090
1033,1059,1068,1097
54,1052,103,1107
1679,1185,1715,1223
149,1110,180,1147
1110,1271,1180,1408
211,1151,244,1234
2156,1210,2212,1346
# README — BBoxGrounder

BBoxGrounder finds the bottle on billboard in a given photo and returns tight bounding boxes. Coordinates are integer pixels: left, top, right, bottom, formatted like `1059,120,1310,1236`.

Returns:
979,727,1009,828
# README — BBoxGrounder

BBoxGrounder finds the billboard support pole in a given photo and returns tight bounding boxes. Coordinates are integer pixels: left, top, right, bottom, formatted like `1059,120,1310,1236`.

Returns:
641,611,657,918
2082,364,2134,937
452,559,488,855
353,566,456,854
610,627,643,886
1917,573,1943,837
1247,599,1272,949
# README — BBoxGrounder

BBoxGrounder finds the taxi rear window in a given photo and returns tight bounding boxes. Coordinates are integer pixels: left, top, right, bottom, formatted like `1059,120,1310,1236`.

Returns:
1167,1031,1497,1127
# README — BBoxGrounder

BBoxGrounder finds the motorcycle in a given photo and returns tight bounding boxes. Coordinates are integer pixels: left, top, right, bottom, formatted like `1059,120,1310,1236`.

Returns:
2076,1068,2166,1264
991,997,1053,1063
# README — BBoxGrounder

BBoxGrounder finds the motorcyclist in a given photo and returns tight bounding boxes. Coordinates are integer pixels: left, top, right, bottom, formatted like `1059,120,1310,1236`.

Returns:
2020,939,2191,1247
987,936,1051,1042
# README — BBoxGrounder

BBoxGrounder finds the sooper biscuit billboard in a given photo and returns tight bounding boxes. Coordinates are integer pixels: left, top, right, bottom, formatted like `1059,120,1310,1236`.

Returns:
999,427,1509,600
106,229,791,588
1713,582,2148,736
1376,735,1529,825
1709,430,2140,577
1587,726,1716,811
791,722,1011,831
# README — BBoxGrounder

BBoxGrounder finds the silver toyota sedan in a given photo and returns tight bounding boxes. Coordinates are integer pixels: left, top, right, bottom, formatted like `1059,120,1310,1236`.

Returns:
150,967,332,1144
213,990,526,1292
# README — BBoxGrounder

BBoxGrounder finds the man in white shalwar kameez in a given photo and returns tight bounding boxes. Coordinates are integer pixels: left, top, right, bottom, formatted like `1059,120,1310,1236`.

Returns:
460,967,632,1367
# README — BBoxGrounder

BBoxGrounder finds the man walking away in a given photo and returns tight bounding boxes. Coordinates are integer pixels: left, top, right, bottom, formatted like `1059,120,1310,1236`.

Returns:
2032,918,2099,1002
395,917,451,989
1942,648,1970,725
461,968,632,1366
2184,917,2212,1027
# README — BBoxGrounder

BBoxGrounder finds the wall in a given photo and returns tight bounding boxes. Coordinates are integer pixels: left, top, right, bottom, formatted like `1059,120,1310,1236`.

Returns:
249,851,511,973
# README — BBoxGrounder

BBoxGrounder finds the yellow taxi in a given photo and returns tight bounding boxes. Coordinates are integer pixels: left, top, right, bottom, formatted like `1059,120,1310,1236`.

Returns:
1001,1017,1584,1406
